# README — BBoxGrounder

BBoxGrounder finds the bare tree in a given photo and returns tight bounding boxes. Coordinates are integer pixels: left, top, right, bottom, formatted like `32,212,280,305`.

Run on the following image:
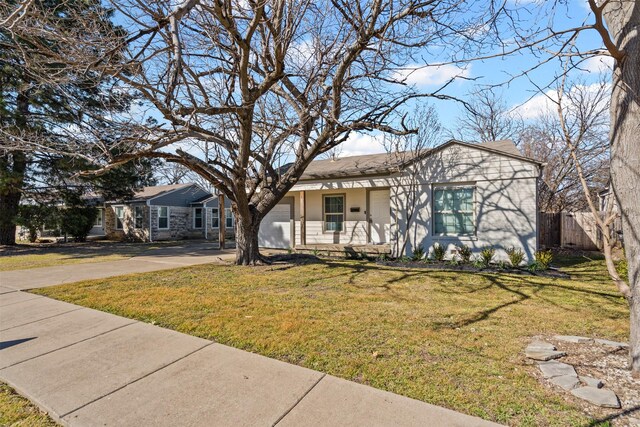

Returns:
550,71,628,303
384,105,442,256
0,0,477,264
456,89,523,143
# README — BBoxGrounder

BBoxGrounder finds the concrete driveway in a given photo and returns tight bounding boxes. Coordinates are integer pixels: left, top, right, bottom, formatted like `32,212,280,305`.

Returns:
1,242,237,291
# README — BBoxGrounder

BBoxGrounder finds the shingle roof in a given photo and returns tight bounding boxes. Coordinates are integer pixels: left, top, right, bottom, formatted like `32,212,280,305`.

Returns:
476,140,524,157
129,183,192,201
297,139,536,181
299,151,425,180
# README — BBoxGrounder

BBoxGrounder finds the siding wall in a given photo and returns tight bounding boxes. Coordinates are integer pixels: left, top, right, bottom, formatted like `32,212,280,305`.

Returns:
287,143,540,262
390,144,539,261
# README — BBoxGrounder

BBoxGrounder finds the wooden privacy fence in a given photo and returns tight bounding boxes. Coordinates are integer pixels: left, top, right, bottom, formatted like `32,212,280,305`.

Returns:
539,212,623,250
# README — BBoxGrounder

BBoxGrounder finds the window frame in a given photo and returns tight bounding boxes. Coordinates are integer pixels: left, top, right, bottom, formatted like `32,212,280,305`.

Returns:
114,206,124,230
94,209,103,227
193,207,203,229
157,206,170,230
211,207,219,229
432,184,476,237
322,193,346,233
134,206,144,229
224,207,234,229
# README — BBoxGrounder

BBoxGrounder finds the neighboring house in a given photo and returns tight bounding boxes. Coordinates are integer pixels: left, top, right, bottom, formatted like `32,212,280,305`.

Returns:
258,139,543,262
104,183,234,242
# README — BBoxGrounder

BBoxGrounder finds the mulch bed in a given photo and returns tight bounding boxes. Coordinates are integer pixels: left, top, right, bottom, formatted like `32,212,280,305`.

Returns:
377,260,570,278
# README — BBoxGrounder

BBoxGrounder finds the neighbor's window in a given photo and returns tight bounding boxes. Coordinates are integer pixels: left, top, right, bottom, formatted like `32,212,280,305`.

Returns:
323,194,344,232
134,206,144,229
94,209,103,227
158,206,169,229
193,207,203,229
211,208,219,228
433,186,475,235
114,206,124,230
225,208,234,229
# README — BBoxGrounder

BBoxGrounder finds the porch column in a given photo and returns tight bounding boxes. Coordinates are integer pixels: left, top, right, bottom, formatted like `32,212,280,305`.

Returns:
218,194,225,250
299,191,306,246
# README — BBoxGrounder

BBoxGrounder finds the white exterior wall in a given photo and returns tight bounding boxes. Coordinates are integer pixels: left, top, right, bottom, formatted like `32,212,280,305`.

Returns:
390,144,539,262
287,143,540,262
289,188,370,246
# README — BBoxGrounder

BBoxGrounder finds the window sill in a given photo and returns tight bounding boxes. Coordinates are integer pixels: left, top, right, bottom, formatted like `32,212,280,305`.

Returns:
432,234,478,241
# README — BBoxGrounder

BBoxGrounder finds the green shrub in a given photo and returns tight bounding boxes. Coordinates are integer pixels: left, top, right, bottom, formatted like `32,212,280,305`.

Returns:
534,250,553,270
479,247,495,267
506,247,525,268
412,246,425,261
59,206,98,242
16,205,59,242
432,242,446,262
456,244,473,263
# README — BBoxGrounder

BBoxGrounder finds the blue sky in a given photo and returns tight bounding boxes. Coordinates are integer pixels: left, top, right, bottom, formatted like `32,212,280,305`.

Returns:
114,0,612,158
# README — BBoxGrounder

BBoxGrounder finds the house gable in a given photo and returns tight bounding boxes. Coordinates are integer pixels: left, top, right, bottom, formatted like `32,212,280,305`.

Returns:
148,184,211,206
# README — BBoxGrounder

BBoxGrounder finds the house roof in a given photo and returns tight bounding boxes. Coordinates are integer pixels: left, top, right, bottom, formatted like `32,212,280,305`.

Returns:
128,183,193,202
299,151,426,181
297,139,540,181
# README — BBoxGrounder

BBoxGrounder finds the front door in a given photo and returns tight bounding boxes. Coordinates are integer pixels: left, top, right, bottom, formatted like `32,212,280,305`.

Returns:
369,189,390,244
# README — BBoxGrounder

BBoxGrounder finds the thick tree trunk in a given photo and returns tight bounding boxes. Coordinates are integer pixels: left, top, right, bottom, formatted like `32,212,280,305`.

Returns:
0,151,26,246
603,1,640,376
234,214,263,265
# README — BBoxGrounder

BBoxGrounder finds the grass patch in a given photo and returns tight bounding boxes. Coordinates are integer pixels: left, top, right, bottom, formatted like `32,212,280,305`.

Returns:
0,242,176,271
0,383,57,426
34,255,629,426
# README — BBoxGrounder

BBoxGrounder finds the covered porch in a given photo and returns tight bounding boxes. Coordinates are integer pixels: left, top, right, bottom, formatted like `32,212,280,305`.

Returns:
258,185,393,251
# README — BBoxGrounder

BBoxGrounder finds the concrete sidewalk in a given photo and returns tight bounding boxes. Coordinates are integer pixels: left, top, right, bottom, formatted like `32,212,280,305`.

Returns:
0,290,501,427
1,243,237,291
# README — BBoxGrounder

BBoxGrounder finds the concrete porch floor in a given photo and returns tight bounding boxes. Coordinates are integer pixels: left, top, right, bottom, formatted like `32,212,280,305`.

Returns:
295,243,391,257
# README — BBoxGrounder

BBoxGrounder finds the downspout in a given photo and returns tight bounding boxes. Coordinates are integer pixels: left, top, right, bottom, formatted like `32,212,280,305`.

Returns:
204,206,208,240
147,200,153,243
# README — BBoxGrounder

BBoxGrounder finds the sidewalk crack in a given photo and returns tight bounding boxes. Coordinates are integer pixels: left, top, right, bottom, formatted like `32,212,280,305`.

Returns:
272,373,326,426
59,341,215,420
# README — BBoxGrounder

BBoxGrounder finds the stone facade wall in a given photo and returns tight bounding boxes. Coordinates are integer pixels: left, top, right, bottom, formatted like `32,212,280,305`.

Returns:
105,204,149,242
103,204,236,242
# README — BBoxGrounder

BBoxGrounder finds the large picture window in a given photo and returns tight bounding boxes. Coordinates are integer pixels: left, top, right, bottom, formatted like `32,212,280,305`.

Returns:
114,206,124,230
158,206,169,229
433,186,475,235
193,208,203,229
211,208,219,228
134,206,144,229
323,194,344,232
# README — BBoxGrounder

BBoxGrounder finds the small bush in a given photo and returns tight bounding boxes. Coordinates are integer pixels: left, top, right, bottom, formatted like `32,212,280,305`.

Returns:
412,246,425,261
534,250,553,270
506,247,525,268
456,244,472,263
472,257,486,269
16,205,59,242
479,247,495,267
432,243,446,262
59,206,98,242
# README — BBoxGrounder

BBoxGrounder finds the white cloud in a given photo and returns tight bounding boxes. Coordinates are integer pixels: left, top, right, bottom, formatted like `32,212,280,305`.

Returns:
582,56,614,74
334,132,386,157
512,82,610,120
513,90,558,120
394,64,471,87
